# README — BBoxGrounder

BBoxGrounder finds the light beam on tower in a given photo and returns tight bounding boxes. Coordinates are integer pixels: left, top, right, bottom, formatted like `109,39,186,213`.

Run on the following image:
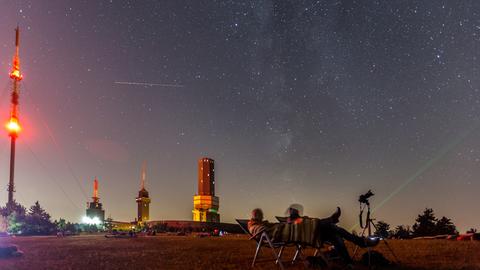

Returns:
93,177,99,203
141,161,146,190
85,177,105,225
6,26,22,206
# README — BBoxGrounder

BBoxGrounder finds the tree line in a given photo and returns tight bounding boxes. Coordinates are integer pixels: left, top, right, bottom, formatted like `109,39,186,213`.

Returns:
0,202,477,238
373,208,476,239
0,201,81,235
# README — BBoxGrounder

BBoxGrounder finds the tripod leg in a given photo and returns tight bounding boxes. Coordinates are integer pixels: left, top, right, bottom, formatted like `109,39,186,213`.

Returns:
365,220,376,270
382,239,400,263
352,224,368,260
367,246,372,270
370,221,400,264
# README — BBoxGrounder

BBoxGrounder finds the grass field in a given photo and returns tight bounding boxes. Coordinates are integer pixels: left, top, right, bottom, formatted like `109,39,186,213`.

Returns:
0,235,479,270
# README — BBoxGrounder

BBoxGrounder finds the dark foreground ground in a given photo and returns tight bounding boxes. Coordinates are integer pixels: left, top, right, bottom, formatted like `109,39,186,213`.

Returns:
0,234,479,270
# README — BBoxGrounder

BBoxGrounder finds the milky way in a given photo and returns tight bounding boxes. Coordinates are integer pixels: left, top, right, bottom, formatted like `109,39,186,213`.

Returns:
0,1,478,231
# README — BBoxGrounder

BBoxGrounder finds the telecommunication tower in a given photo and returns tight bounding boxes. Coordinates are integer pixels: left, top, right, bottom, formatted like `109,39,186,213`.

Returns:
6,26,23,205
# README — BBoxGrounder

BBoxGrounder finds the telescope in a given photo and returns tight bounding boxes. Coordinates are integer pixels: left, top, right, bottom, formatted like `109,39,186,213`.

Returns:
358,189,374,204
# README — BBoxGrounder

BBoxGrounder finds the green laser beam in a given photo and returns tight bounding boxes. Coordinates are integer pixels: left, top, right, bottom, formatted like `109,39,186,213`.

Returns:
350,124,478,231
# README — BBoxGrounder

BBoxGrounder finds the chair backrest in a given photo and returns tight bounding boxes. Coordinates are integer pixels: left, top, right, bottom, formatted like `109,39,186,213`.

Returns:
275,216,288,223
235,219,252,236
236,219,270,243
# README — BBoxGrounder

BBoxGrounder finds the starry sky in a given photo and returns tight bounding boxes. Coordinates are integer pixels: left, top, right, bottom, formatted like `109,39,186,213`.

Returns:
0,0,479,232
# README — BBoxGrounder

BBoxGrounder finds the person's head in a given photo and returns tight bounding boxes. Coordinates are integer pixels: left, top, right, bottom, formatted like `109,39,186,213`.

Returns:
284,203,303,216
288,207,300,220
251,208,264,222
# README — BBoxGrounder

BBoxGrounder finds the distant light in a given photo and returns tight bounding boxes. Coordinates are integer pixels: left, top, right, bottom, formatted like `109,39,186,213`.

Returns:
82,216,101,225
6,117,21,136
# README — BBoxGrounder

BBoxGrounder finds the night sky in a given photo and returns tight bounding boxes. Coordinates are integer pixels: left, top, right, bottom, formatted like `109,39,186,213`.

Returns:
0,1,479,232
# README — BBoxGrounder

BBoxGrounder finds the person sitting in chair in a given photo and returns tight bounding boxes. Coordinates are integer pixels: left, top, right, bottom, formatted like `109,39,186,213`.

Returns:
286,206,341,224
248,208,378,265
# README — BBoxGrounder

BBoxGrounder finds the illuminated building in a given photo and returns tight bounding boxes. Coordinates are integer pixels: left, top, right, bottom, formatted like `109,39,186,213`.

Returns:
85,177,105,224
136,162,150,223
192,157,220,222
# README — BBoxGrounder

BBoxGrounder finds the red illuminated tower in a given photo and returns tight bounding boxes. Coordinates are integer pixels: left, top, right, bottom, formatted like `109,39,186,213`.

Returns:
6,26,22,206
193,158,219,222
86,177,105,224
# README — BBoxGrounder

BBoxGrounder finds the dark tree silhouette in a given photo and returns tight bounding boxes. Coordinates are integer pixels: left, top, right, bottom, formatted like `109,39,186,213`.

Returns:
392,225,411,239
66,222,79,233
0,201,61,235
6,211,25,234
0,200,26,217
24,201,55,235
467,228,477,234
436,216,457,235
55,218,66,231
412,208,437,237
374,221,391,238
104,217,114,232
0,201,27,234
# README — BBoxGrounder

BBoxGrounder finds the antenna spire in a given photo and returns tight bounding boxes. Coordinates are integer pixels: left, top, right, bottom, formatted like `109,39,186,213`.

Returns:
93,177,99,202
10,26,22,81
141,161,146,190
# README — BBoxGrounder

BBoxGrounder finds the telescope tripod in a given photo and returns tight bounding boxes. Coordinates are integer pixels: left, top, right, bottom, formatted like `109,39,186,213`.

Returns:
352,202,399,268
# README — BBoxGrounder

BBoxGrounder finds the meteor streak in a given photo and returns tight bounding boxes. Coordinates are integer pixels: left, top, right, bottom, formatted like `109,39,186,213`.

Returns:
114,81,184,88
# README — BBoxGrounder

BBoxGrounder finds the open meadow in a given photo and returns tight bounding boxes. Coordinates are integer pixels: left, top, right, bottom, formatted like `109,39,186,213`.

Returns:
0,235,478,270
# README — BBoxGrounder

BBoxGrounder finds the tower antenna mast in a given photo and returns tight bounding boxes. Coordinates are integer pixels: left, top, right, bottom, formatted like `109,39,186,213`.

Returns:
141,161,146,190
93,177,99,203
7,26,23,206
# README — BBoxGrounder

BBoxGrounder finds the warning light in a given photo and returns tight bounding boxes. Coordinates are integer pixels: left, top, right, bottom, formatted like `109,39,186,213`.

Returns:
9,69,22,80
6,117,21,137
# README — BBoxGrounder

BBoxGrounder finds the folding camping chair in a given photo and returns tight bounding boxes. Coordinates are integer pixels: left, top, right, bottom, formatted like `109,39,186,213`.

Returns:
275,216,340,267
236,219,285,270
274,216,304,264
